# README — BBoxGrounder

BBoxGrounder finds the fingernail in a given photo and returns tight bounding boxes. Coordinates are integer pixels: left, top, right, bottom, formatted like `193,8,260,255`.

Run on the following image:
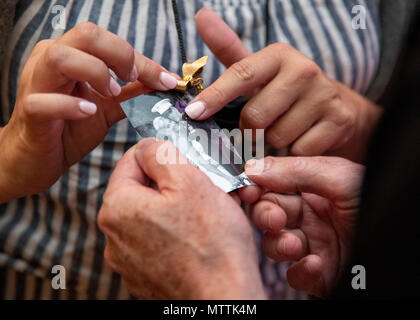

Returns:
129,65,138,82
159,72,178,89
79,101,97,115
109,77,121,96
185,101,206,119
245,158,271,175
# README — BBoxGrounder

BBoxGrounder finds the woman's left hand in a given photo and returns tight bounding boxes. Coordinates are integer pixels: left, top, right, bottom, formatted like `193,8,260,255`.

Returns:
192,8,382,162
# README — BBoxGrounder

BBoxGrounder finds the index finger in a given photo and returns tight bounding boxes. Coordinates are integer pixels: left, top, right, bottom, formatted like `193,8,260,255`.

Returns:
185,45,282,120
58,22,176,91
196,8,251,68
245,156,364,202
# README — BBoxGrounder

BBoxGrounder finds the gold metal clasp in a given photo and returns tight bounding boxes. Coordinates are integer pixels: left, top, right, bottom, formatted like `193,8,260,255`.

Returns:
175,56,208,93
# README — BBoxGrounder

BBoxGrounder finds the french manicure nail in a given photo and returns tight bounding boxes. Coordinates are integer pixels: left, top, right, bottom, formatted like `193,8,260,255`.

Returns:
79,101,97,115
130,65,138,82
109,77,121,96
185,101,206,119
159,72,178,89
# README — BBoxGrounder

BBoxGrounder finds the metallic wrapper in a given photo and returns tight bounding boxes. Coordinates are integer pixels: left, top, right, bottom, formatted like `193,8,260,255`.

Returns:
122,90,255,193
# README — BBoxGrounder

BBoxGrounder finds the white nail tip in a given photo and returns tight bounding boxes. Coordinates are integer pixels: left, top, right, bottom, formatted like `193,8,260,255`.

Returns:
159,72,178,89
79,101,97,115
185,101,206,119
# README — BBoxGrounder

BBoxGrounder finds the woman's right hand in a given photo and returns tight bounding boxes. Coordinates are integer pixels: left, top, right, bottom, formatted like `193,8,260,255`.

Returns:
0,22,179,203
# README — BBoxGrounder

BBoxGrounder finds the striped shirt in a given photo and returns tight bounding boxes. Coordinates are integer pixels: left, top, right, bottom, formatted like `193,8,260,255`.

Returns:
0,0,380,299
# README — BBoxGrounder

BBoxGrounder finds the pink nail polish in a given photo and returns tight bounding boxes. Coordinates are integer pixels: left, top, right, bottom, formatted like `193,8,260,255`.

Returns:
185,101,206,119
79,101,97,115
109,77,121,96
159,72,178,89
130,65,138,82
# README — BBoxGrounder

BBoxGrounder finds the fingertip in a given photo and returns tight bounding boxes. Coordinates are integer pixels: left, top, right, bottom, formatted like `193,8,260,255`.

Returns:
78,100,97,116
159,72,178,90
278,233,304,260
244,157,271,177
135,138,159,159
286,255,323,294
253,201,287,232
195,7,215,24
238,185,262,203
129,65,138,82
302,254,323,276
185,101,206,119
109,77,122,96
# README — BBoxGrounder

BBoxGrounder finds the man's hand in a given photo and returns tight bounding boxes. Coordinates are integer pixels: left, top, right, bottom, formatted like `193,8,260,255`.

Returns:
0,22,179,203
240,156,364,298
193,8,382,162
98,138,266,300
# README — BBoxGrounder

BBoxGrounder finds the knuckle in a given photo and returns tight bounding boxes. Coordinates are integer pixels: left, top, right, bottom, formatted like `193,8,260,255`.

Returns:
33,39,53,53
241,104,267,128
137,55,158,78
268,42,293,55
74,21,100,44
124,43,135,65
97,209,108,232
320,83,340,104
290,143,310,156
297,61,320,81
266,129,286,149
90,60,109,81
287,156,310,175
44,44,67,67
22,94,37,117
103,246,121,274
99,192,120,229
103,246,113,265
330,105,355,129
229,60,255,82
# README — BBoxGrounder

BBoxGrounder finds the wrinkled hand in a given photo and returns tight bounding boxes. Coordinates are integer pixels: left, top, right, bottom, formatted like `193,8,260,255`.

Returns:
0,22,178,203
240,156,364,298
192,8,381,161
98,138,266,300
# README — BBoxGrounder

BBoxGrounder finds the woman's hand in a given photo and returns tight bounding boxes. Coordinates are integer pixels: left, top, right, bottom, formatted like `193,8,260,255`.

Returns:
240,156,364,298
0,22,179,203
98,139,266,299
193,8,382,162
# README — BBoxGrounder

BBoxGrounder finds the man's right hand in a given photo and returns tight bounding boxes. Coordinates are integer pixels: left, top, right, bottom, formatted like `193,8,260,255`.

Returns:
98,139,266,300
240,156,364,298
0,22,179,203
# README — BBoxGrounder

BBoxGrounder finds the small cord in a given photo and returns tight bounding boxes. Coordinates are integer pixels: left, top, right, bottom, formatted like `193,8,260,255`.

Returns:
171,0,187,64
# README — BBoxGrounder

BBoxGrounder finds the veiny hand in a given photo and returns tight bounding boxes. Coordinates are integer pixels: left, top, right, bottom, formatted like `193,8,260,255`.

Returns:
240,156,364,298
0,22,179,203
191,8,382,161
98,138,266,300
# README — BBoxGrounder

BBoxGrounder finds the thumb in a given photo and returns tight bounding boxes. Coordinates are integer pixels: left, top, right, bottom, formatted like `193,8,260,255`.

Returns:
196,7,251,68
245,156,364,201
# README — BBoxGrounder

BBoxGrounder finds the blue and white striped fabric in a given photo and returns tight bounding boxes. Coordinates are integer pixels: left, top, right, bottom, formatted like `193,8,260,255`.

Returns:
0,0,380,299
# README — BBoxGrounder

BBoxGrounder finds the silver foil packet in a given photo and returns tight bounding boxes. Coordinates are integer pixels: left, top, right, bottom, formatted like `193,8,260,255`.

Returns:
122,90,255,193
